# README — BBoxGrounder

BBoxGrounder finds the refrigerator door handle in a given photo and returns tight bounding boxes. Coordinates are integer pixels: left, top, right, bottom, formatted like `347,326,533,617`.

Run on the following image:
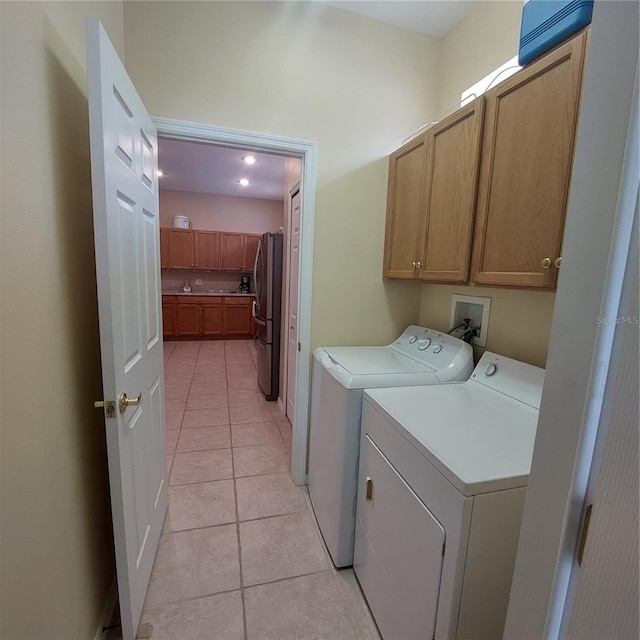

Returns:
253,237,263,302
252,300,266,326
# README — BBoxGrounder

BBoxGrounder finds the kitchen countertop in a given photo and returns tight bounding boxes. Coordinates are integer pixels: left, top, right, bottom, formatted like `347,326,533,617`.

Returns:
162,289,255,297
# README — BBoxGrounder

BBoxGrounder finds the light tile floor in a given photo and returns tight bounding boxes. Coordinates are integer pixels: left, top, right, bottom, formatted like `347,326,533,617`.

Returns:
112,339,380,640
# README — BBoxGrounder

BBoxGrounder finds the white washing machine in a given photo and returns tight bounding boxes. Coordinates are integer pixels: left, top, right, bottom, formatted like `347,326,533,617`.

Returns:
354,352,545,640
308,325,474,568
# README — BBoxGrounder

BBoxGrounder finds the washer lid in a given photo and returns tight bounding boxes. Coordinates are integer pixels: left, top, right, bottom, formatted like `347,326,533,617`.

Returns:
323,346,435,375
363,383,540,496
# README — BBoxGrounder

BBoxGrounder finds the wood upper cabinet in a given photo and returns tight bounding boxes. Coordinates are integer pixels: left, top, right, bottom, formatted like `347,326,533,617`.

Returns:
244,234,261,273
383,134,428,279
220,233,262,272
470,32,586,288
220,233,244,271
195,231,220,270
383,96,484,283
160,228,170,269
168,229,195,269
419,96,485,283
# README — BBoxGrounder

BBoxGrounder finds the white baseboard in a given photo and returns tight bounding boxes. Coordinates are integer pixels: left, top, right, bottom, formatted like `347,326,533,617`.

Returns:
94,578,118,640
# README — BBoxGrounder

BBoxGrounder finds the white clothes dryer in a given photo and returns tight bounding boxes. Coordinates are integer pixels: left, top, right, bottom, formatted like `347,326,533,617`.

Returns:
354,352,545,640
308,325,474,568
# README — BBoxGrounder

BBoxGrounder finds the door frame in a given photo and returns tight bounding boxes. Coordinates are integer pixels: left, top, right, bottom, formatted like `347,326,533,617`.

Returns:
502,2,639,636
281,181,301,420
152,117,315,485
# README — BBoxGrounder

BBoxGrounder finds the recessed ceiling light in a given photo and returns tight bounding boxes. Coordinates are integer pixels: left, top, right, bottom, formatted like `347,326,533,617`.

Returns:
239,178,250,186
243,156,256,165
157,170,164,177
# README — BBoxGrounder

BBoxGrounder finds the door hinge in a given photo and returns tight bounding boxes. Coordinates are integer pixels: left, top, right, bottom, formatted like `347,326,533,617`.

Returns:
577,503,593,567
297,341,301,352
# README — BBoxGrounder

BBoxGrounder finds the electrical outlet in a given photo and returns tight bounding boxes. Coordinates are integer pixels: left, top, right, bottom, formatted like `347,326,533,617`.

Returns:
195,279,203,286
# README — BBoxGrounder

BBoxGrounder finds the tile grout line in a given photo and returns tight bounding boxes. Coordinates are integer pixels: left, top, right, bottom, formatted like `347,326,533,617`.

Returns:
226,340,250,640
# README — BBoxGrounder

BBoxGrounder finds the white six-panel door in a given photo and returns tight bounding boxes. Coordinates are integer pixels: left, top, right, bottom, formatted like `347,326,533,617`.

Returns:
86,19,167,640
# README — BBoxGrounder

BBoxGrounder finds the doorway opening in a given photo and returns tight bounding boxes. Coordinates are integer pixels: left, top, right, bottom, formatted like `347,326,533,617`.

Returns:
153,117,317,486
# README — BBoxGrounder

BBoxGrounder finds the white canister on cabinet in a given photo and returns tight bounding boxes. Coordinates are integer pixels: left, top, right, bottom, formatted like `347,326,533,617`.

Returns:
173,215,190,229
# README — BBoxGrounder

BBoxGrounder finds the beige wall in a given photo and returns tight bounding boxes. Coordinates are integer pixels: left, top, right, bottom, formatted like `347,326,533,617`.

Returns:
419,1,555,368
0,2,124,638
160,189,284,233
419,285,555,368
437,1,523,113
123,0,437,348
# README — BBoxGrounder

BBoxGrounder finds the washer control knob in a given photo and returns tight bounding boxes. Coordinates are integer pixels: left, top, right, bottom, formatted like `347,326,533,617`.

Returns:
417,338,431,351
408,335,417,344
484,363,498,377
432,345,443,354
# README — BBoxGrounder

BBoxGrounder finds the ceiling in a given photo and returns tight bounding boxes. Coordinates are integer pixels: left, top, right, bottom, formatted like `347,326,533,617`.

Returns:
158,138,288,201
158,1,478,201
316,0,479,38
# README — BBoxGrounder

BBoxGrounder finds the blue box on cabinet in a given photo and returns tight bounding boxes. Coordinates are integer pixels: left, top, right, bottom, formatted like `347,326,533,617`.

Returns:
519,0,593,66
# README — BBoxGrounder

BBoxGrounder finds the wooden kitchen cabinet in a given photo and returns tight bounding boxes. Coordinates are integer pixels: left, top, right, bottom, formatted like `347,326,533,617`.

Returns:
176,298,200,336
470,32,587,288
419,96,485,283
162,295,176,338
160,228,170,269
200,298,223,337
195,231,220,270
168,229,195,269
383,133,427,279
220,232,262,272
244,234,261,273
172,296,230,338
383,96,484,283
223,296,253,336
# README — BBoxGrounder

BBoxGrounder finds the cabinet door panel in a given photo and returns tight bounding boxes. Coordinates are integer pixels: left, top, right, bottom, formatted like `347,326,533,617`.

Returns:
244,234,261,273
223,302,252,336
471,34,586,288
162,296,175,338
176,303,199,336
220,233,244,271
160,228,170,269
383,135,426,279
420,97,484,283
169,229,194,269
195,231,220,270
201,303,223,337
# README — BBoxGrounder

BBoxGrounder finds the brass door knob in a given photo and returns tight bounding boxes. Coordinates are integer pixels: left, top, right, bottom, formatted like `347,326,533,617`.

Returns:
412,261,416,269
119,392,142,414
541,257,552,269
554,257,562,268
416,261,422,269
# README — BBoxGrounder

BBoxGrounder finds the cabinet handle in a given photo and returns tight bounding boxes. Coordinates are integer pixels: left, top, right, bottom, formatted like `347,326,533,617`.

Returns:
412,261,416,269
416,261,421,269
366,476,373,501
554,257,562,268
541,257,551,269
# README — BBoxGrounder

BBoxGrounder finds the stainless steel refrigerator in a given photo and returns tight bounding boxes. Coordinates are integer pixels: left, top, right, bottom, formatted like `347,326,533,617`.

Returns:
252,231,284,401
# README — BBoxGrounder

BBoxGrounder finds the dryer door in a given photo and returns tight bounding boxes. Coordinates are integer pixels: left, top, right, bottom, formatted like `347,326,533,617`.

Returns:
355,434,445,640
